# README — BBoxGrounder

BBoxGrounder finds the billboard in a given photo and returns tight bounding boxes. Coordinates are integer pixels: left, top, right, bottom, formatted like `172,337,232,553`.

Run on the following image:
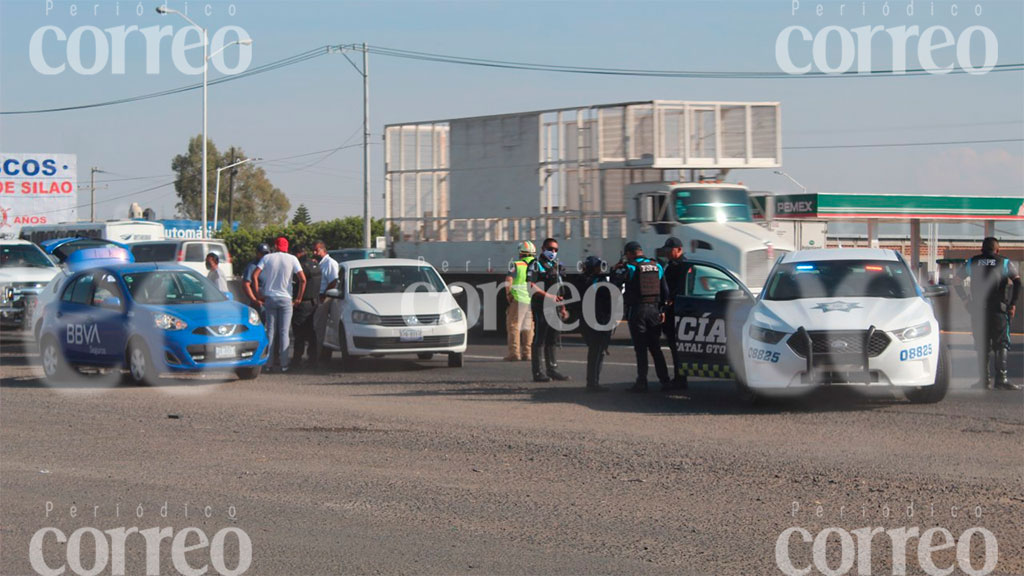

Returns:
0,153,77,237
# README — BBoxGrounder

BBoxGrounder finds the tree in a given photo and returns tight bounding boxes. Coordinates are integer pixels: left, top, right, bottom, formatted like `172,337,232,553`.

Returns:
171,136,290,228
291,204,312,226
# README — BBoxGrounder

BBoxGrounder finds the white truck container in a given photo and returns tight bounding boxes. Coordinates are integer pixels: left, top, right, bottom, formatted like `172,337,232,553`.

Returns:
384,100,793,327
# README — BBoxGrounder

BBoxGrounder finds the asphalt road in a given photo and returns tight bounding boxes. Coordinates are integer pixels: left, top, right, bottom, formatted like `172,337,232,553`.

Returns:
1,332,1021,576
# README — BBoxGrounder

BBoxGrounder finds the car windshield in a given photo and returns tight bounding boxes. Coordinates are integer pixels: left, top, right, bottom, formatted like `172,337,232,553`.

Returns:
349,265,447,294
764,260,917,300
122,270,227,304
675,187,753,223
0,244,55,268
131,243,178,262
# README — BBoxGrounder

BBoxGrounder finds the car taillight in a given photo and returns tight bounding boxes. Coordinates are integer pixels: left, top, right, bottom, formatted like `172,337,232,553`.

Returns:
176,250,184,262
226,252,232,264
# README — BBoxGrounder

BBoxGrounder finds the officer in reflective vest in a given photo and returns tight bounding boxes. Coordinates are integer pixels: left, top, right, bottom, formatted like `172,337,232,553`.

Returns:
504,241,536,362
955,237,1022,390
613,240,670,392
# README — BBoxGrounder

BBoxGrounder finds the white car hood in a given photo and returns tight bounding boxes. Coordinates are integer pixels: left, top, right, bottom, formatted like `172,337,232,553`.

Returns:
752,297,934,332
349,291,459,317
0,267,60,285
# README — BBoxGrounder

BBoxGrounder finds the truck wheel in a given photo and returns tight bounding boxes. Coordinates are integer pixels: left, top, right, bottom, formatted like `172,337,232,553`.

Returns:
905,344,950,404
235,366,261,380
124,338,158,386
448,352,464,368
40,335,70,383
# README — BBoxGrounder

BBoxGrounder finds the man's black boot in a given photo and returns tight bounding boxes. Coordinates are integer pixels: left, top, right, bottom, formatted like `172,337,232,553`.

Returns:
627,379,648,393
974,349,992,390
532,354,550,382
546,349,570,381
994,349,1020,390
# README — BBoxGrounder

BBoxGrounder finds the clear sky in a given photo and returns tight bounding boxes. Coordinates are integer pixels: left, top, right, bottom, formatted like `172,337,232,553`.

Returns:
1,0,1021,230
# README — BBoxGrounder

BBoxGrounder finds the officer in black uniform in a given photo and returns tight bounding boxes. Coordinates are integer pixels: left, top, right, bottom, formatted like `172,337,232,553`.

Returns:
291,245,323,369
613,241,670,392
580,256,614,392
527,238,571,382
660,236,688,391
955,237,1021,390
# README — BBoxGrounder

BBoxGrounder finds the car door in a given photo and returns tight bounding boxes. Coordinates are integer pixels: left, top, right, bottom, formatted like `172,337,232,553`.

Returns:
88,271,128,365
673,262,755,380
57,272,99,365
323,265,347,349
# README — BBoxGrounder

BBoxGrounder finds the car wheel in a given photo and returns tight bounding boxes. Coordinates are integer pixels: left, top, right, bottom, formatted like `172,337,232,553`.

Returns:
124,338,158,386
40,335,70,383
235,366,261,380
448,352,464,368
417,352,434,360
905,344,950,404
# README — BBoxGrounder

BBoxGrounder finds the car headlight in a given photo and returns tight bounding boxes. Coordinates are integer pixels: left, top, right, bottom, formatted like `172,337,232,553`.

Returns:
154,313,188,331
748,324,787,344
894,322,931,342
248,307,261,326
0,285,11,304
439,307,464,324
351,310,381,325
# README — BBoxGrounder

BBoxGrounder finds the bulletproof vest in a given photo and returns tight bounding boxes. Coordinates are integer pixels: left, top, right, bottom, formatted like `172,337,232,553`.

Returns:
969,253,1011,308
299,258,321,301
635,257,661,303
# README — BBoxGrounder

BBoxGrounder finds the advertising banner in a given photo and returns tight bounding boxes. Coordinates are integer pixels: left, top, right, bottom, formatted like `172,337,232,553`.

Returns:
0,153,77,237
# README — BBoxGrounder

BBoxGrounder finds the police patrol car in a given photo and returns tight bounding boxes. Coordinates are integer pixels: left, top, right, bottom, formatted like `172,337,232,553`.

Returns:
37,262,268,384
670,249,948,403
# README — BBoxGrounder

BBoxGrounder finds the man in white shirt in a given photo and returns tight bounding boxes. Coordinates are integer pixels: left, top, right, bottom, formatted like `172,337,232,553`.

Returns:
205,252,229,293
252,237,306,373
312,240,339,364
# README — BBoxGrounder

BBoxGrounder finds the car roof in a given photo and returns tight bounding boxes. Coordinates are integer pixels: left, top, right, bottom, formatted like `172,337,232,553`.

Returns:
131,239,223,245
73,262,195,275
0,239,35,246
343,257,434,268
780,248,898,263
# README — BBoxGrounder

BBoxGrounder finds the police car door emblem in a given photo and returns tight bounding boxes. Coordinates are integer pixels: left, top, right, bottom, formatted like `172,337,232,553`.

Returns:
812,301,862,313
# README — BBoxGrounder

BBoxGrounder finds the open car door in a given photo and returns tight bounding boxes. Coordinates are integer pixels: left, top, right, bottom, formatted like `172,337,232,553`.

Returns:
673,260,756,381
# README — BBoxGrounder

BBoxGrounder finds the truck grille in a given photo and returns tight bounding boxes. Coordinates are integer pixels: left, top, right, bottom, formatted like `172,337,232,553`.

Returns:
787,330,891,358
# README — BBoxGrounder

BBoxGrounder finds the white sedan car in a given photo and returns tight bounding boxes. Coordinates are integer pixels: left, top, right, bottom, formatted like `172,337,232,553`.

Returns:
740,248,949,403
321,258,468,366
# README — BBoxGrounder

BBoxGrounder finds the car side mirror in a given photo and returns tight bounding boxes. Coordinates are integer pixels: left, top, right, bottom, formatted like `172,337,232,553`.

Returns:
924,285,948,298
716,289,751,303
100,296,122,310
325,288,343,299
449,285,464,296
223,291,234,301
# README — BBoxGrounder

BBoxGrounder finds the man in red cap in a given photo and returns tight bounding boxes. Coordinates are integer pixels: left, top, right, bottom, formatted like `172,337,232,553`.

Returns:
251,237,306,373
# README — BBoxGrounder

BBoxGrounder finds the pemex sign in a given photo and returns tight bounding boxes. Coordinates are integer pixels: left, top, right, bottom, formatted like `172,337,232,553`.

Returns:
0,153,78,237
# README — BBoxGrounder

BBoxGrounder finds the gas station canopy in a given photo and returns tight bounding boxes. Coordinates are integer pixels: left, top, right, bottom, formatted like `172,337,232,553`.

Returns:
767,193,1024,221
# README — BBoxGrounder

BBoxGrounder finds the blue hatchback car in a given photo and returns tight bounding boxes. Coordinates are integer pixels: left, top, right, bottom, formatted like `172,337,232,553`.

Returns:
37,262,268,384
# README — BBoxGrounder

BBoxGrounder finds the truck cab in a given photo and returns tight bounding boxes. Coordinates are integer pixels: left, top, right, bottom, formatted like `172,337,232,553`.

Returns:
627,181,792,292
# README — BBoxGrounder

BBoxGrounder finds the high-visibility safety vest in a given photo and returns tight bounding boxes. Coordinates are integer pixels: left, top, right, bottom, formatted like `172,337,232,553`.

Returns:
510,255,535,303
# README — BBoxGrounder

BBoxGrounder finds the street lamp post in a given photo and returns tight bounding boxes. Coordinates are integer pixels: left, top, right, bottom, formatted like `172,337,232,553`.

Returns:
214,157,260,231
156,5,251,238
773,170,808,193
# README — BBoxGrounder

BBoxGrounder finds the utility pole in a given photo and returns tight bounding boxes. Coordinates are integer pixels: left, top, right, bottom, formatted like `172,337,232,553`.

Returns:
361,43,371,249
90,167,106,222
227,148,238,227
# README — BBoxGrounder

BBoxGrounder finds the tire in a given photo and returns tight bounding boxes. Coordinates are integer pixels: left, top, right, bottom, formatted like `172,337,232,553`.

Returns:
448,352,464,368
417,352,434,360
124,338,158,386
905,344,950,404
39,335,70,383
235,366,261,380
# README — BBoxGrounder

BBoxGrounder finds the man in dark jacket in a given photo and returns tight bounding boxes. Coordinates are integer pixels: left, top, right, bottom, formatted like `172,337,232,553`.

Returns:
291,245,322,369
956,237,1021,390
612,241,671,392
660,236,688,391
580,256,616,392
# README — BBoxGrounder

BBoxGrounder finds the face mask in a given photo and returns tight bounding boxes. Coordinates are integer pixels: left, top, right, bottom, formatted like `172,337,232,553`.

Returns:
542,250,556,261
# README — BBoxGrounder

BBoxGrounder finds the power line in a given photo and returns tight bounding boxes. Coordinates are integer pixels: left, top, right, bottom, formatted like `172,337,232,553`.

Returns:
0,47,328,115
361,44,1024,79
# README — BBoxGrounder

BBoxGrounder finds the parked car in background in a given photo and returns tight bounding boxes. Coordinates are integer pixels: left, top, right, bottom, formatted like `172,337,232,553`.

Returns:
321,258,467,367
130,240,234,279
0,239,60,329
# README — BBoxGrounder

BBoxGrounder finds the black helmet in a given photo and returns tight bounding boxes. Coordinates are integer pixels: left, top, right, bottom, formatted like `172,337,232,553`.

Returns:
583,256,605,273
256,243,271,255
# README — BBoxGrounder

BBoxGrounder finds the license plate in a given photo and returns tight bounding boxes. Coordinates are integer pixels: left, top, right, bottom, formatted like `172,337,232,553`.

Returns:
399,329,423,342
214,345,236,359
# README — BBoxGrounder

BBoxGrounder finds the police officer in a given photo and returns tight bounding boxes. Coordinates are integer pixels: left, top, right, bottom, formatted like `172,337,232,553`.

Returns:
660,236,688,391
242,243,271,315
291,245,322,369
504,241,536,362
527,238,570,382
580,256,614,392
613,241,670,392
956,237,1021,390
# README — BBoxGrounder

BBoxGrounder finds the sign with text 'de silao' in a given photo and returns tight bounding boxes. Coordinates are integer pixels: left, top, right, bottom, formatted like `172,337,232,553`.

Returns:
0,153,77,237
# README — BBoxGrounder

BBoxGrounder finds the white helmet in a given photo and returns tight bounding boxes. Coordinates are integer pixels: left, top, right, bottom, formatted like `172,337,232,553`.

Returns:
518,240,536,255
